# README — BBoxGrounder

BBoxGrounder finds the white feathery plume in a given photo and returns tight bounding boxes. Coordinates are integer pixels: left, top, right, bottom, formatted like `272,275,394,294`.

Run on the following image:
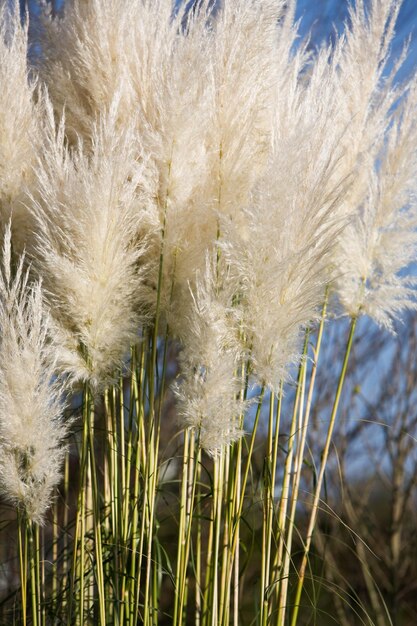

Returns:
158,0,296,336
171,1,348,391
222,192,340,391
124,0,213,326
30,100,158,389
335,76,417,328
39,0,302,345
39,0,211,334
174,256,245,455
331,0,417,327
0,1,40,249
221,42,348,390
39,0,206,170
329,0,403,210
198,0,287,218
171,0,289,255
36,0,417,381
0,224,68,525
38,0,137,143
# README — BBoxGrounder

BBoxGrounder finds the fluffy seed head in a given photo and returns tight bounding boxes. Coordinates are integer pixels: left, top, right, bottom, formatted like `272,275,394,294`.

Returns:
0,224,68,524
30,101,158,389
174,256,245,455
331,0,417,327
0,2,40,250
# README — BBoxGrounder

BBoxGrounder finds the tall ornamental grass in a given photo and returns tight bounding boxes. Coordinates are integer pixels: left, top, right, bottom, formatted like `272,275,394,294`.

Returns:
0,0,417,624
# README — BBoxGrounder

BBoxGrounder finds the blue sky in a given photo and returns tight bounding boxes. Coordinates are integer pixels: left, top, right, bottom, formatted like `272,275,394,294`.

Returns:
295,0,417,80
25,0,416,78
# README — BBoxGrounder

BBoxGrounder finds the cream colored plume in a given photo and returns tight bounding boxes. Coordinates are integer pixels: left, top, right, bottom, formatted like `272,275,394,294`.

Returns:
30,101,158,389
331,0,417,327
0,1,40,250
0,224,68,525
174,256,245,455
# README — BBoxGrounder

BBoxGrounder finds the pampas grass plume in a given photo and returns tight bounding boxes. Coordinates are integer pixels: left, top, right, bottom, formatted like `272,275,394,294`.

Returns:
30,100,158,389
0,2,40,249
0,224,68,525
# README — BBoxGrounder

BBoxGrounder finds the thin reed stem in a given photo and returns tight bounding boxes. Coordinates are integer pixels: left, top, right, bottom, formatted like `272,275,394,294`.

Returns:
217,385,265,626
85,385,106,625
290,314,357,626
272,332,310,616
277,292,328,624
211,449,225,626
195,448,202,626
130,341,147,626
28,521,39,626
260,385,283,626
143,332,162,626
173,427,190,626
62,453,70,612
37,525,45,626
52,499,58,613
276,337,309,625
17,512,27,626
68,386,90,626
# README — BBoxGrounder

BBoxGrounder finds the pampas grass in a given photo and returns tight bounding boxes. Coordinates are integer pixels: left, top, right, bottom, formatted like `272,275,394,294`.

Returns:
0,0,416,624
0,2,41,250
0,224,67,526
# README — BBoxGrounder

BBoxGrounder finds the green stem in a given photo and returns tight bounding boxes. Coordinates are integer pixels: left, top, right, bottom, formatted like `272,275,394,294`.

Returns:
175,430,199,626
219,445,232,626
104,388,119,624
17,512,27,626
52,500,58,613
277,292,328,624
219,386,266,626
273,332,310,614
28,521,38,626
68,397,89,626
143,331,162,626
173,428,190,626
85,385,107,625
62,453,70,612
211,449,225,626
260,386,283,626
195,448,202,626
142,147,171,626
290,315,357,626
130,341,147,626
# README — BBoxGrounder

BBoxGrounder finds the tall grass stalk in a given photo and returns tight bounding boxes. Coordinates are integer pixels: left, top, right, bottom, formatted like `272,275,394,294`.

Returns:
130,342,147,626
28,521,39,626
219,445,231,626
51,498,58,611
231,356,253,626
260,386,282,626
62,453,70,612
105,386,120,622
85,386,106,625
276,294,329,624
272,332,310,617
37,526,46,626
118,360,140,625
173,427,196,626
232,451,240,626
218,442,238,626
68,398,89,626
17,513,27,626
275,331,309,626
215,386,265,625
195,448,203,626
290,314,358,626
142,335,162,626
